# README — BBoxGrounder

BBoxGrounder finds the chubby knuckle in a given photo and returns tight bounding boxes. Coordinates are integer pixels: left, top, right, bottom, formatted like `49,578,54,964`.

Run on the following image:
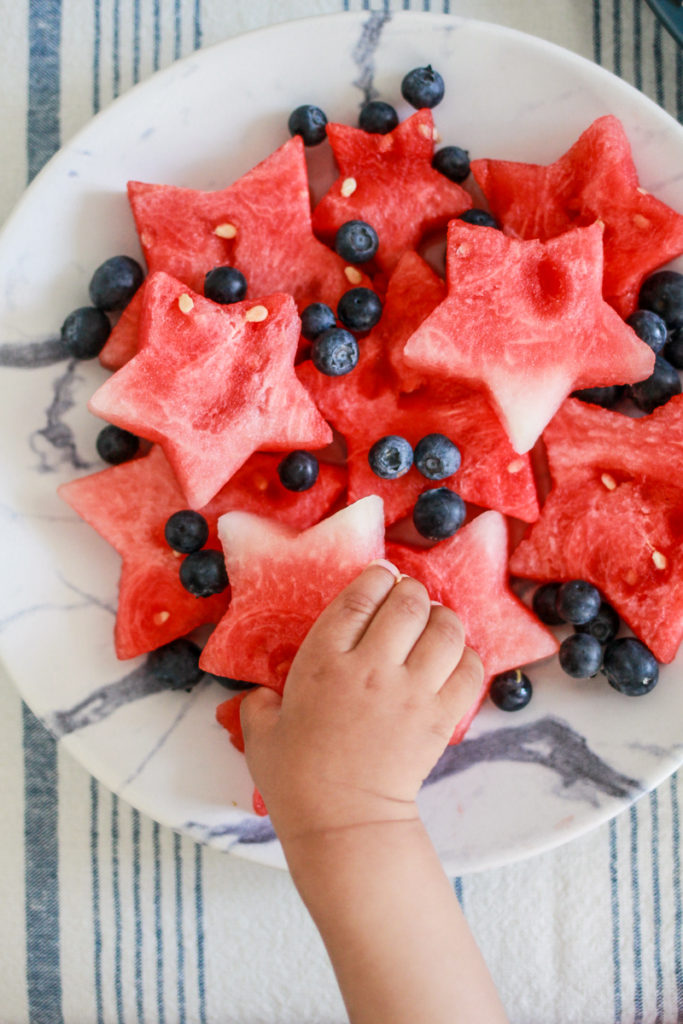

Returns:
394,585,429,620
340,587,379,619
461,646,485,685
431,609,465,647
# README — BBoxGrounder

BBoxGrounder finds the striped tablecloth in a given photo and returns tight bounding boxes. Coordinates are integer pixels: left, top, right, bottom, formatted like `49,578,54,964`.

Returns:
1,2,682,1022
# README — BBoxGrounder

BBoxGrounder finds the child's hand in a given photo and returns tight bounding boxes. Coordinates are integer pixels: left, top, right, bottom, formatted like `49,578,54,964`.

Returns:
240,560,484,842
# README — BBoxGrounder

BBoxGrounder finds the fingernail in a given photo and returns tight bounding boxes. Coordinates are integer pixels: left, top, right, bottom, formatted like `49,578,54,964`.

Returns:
397,573,412,582
430,600,442,607
367,558,401,579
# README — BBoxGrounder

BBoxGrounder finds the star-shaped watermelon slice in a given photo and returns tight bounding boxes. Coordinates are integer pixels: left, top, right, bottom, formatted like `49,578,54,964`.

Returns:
312,109,472,274
509,395,683,663
387,511,559,743
89,272,332,509
402,220,655,454
471,114,683,317
58,446,347,659
98,136,372,370
199,496,385,691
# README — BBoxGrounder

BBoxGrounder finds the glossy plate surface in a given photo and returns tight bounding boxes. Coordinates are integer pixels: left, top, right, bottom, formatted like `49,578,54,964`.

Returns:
1,11,683,874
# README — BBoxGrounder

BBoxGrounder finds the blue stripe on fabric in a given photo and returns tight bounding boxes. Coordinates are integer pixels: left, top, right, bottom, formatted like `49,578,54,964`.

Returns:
153,822,166,1024
194,843,207,1024
609,818,622,1024
27,0,62,182
175,833,187,1024
650,791,664,1024
633,0,642,91
629,804,643,1023
676,46,683,125
132,810,144,1024
25,5,64,1019
91,778,105,1024
672,774,683,1018
613,0,622,77
442,0,450,13
453,876,464,908
93,0,101,113
174,0,181,61
112,796,124,1024
112,0,121,99
133,0,141,83
193,0,202,51
654,19,664,108
153,0,161,72
23,708,64,1024
593,0,602,66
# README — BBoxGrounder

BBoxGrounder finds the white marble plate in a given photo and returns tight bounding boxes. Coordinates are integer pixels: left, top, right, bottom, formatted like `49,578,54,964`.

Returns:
1,11,683,875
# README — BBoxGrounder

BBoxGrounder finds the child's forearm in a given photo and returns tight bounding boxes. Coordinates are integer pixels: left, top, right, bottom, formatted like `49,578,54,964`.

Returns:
282,816,509,1024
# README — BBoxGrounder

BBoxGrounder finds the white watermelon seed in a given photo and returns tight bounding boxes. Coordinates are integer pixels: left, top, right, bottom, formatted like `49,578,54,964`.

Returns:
652,550,668,570
178,293,194,313
341,177,357,197
506,459,525,474
601,473,617,490
245,305,268,323
418,123,432,140
253,473,269,491
153,611,171,625
633,213,650,229
344,266,363,284
214,222,237,239
432,126,441,143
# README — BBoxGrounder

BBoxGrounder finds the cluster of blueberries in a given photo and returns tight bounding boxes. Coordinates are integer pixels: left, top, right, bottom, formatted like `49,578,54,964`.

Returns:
491,580,659,713
575,272,683,413
367,433,465,542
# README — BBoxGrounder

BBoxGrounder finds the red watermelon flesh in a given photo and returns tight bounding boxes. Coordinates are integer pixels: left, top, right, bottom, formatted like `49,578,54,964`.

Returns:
199,496,385,691
57,446,346,659
470,114,683,317
129,136,371,306
215,692,247,752
312,110,472,273
99,286,145,371
402,220,655,454
297,361,539,525
88,273,332,509
387,511,558,743
509,395,683,662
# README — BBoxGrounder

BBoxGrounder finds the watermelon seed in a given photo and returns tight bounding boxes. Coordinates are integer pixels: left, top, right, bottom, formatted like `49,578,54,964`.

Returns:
637,186,649,196
178,293,194,313
601,473,617,490
252,472,269,491
418,123,432,140
507,459,525,474
344,266,363,284
153,611,171,625
214,222,237,239
652,550,668,570
633,214,651,229
341,177,357,197
245,305,268,323
433,127,441,143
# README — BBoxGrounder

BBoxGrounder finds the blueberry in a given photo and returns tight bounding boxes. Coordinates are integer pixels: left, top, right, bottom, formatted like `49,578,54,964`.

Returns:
664,326,683,369
413,434,461,480
602,637,659,695
311,327,359,376
432,146,470,183
300,302,336,340
204,266,247,305
572,385,625,408
368,435,413,479
575,601,620,646
401,65,445,109
89,255,144,311
287,104,328,146
489,669,532,711
164,510,210,554
147,638,203,690
359,100,398,135
337,288,383,332
638,270,683,330
555,579,601,625
412,488,466,540
179,549,229,597
61,306,111,359
531,582,564,625
628,354,681,413
334,220,379,263
626,309,668,354
458,209,500,229
559,633,603,678
96,424,140,465
277,450,319,491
